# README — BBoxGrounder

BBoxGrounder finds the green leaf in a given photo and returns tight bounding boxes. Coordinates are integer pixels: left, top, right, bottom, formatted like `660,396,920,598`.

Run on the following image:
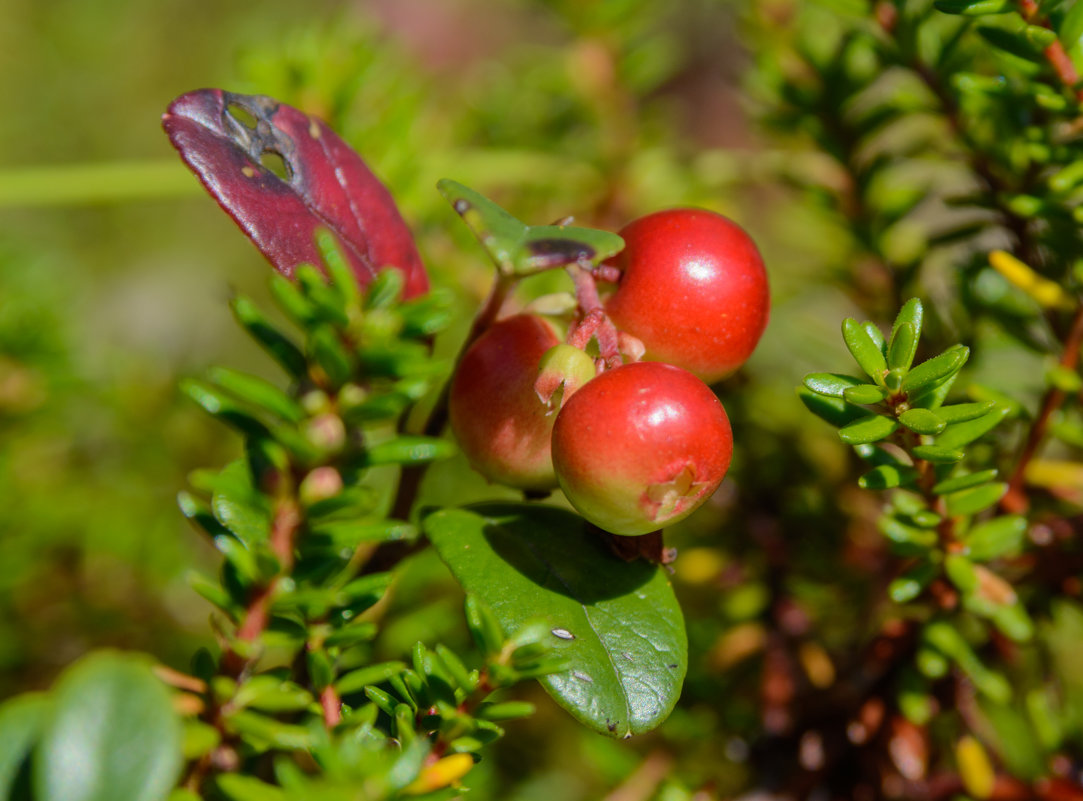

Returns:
932,469,999,494
979,700,1045,781
225,711,315,750
933,0,1012,14
937,402,997,424
911,444,964,463
0,692,48,799
963,516,1027,561
34,652,182,801
464,595,505,658
363,436,457,466
862,321,887,353
839,414,899,444
899,408,946,435
843,384,887,405
978,26,1043,62
803,372,866,397
335,661,408,696
438,179,624,275
315,228,361,304
991,602,1034,642
425,503,686,738
889,562,937,603
206,367,303,423
308,519,417,549
309,325,353,388
519,225,627,275
1061,0,1083,46
842,318,888,382
216,775,287,801
859,464,915,490
879,516,938,552
296,265,349,326
891,299,924,346
887,322,919,372
181,379,272,438
945,554,979,595
902,345,969,395
211,460,272,546
797,388,868,427
231,296,307,378
945,482,1007,516
936,405,1011,449
923,622,1011,702
232,676,313,713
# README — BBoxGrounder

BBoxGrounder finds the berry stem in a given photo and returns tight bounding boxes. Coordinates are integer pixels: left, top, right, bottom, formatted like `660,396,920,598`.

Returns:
567,262,621,369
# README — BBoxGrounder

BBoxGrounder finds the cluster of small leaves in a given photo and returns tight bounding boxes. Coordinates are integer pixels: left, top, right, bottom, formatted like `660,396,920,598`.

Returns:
800,299,1052,772
752,0,1083,336
168,238,562,799
173,597,560,801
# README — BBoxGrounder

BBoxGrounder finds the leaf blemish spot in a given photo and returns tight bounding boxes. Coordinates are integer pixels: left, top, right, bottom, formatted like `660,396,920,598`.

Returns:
552,627,575,640
454,199,471,214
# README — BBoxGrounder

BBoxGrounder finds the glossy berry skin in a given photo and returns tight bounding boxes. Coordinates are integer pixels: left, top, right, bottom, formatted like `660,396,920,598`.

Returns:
605,208,769,383
551,361,732,536
449,314,562,490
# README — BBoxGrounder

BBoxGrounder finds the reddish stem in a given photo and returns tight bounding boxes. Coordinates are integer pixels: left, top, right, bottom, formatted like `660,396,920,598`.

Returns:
1018,1,1083,102
567,262,622,369
222,499,302,677
320,684,342,728
1002,304,1083,513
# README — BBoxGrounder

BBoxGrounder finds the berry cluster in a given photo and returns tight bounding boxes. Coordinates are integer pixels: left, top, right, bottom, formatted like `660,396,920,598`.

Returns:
450,208,769,538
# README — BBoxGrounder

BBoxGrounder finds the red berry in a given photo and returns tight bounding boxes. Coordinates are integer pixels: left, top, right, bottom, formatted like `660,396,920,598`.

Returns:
449,314,562,490
604,208,769,383
550,361,732,536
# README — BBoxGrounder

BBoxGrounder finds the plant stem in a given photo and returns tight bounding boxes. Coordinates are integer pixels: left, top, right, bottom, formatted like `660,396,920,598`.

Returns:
1002,304,1083,513
320,685,343,728
223,499,302,677
1018,0,1083,102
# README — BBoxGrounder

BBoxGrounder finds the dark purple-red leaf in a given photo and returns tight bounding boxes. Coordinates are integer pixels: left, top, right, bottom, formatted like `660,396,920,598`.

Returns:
162,89,428,297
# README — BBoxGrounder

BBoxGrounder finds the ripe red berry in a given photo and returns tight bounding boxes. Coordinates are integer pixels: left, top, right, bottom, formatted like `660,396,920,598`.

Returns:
550,361,733,536
604,208,769,383
449,314,562,490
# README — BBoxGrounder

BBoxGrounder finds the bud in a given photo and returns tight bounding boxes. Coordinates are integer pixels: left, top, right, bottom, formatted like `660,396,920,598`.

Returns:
534,344,597,413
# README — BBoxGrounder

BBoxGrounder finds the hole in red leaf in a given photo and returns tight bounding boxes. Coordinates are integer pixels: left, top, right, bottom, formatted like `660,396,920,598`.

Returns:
226,103,258,130
260,150,290,181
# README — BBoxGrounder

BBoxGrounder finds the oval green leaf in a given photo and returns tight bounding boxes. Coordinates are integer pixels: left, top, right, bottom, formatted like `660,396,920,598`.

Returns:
891,299,923,345
945,482,1007,516
34,652,182,801
963,515,1027,561
888,322,919,372
859,464,915,490
936,405,1011,449
911,444,964,463
932,469,998,495
796,388,868,427
843,384,887,405
902,345,969,394
842,318,888,382
803,372,866,397
839,414,898,445
424,503,686,738
935,400,992,426
899,408,946,435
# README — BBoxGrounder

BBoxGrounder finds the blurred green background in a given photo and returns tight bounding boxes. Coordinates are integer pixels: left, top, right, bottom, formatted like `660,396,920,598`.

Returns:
0,1,900,797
